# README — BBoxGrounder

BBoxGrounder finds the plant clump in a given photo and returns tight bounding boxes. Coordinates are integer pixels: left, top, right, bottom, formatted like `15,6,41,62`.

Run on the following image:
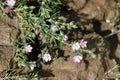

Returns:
0,0,120,79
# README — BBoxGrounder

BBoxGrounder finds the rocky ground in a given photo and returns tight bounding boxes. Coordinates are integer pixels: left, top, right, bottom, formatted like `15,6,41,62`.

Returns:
0,0,120,80
0,13,18,73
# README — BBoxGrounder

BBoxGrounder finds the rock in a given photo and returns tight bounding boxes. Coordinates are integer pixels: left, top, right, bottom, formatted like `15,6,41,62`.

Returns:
0,46,15,72
61,0,119,32
114,33,120,62
0,14,18,73
62,0,118,21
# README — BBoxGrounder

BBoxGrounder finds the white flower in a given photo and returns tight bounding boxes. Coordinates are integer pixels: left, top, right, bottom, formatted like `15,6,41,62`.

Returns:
6,0,16,8
29,61,36,70
79,39,87,48
24,45,33,53
50,24,59,32
72,42,80,51
106,19,110,23
73,55,83,63
63,35,68,41
42,52,51,62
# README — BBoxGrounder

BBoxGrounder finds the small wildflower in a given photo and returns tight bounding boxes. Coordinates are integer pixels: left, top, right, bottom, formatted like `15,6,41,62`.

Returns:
29,61,36,70
6,0,16,8
41,1,45,5
24,45,33,53
42,52,51,62
63,35,68,41
50,24,59,32
73,55,83,63
106,19,110,23
69,21,74,25
72,42,80,51
79,39,87,48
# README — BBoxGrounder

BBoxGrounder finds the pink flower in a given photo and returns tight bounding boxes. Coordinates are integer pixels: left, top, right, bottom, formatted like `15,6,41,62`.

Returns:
72,42,80,51
6,0,16,8
73,55,83,63
63,35,68,41
79,39,87,48
42,52,51,62
24,45,33,53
